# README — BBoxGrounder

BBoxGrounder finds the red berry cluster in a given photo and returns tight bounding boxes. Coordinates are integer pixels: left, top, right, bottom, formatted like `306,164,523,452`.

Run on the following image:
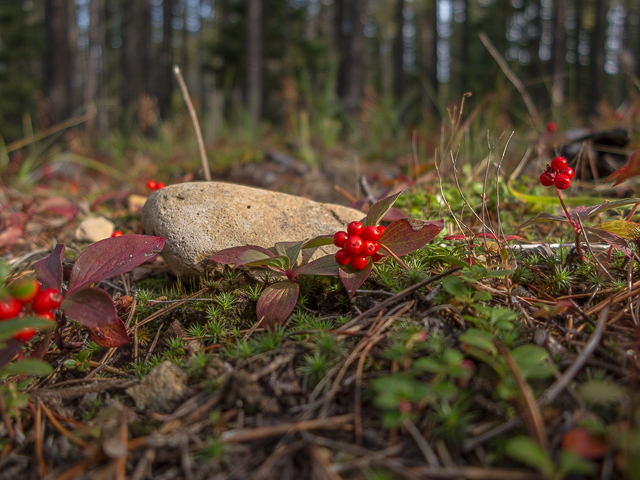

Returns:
333,222,386,270
0,279,61,342
539,156,574,190
146,180,166,191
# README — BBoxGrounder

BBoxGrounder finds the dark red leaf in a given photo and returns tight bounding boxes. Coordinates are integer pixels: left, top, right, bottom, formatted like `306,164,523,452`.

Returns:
31,197,79,220
293,254,340,279
87,317,130,348
475,233,500,239
379,219,444,256
0,225,23,247
67,235,165,294
365,190,406,227
34,244,65,292
210,245,274,265
256,282,300,330
605,146,640,186
61,287,118,328
0,340,23,372
584,227,633,258
339,260,373,299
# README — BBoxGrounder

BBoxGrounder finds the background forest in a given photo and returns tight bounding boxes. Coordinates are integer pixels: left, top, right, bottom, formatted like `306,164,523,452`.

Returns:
1,0,638,147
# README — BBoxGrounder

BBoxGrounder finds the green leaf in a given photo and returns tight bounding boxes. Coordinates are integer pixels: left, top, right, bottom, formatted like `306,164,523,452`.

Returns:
442,276,467,298
2,358,53,377
505,436,555,477
237,254,290,272
379,219,444,256
365,189,405,226
592,220,640,241
430,255,471,268
458,329,496,354
302,235,334,249
0,317,54,341
578,380,626,405
558,451,596,476
210,245,274,265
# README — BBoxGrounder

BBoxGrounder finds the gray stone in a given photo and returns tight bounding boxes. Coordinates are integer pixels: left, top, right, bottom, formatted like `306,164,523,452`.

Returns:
75,216,115,243
125,361,187,412
141,182,364,278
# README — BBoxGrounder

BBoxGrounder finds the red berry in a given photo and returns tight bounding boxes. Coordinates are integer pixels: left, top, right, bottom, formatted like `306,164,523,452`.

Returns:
539,172,554,187
362,241,377,256
550,156,568,172
335,249,352,265
112,230,124,237
10,279,41,304
371,253,383,262
0,297,22,320
32,288,63,313
564,166,575,179
361,225,381,242
38,312,56,322
372,241,380,253
156,182,166,189
333,231,348,248
378,225,386,233
554,174,571,190
13,327,35,343
350,255,368,270
344,235,364,256
546,121,557,133
146,180,157,190
347,221,364,237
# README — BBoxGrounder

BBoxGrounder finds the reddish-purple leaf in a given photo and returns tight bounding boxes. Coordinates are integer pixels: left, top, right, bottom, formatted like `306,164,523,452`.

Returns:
61,287,118,328
339,260,374,299
237,255,290,273
517,212,568,231
503,235,526,241
302,235,334,249
605,146,640,186
365,190,406,227
87,317,130,348
31,197,79,220
235,249,283,268
256,282,300,330
293,254,340,279
584,227,634,258
0,225,23,247
574,198,640,220
210,245,274,265
67,235,165,294
379,219,444,256
443,234,467,241
0,340,23,372
34,244,65,292
476,233,500,240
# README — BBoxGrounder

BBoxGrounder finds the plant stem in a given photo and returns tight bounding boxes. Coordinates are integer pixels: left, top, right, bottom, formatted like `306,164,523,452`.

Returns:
557,188,585,261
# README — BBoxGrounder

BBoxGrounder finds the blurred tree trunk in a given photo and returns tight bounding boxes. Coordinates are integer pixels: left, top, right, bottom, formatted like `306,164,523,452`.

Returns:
420,0,437,112
122,0,145,112
45,0,77,124
337,0,367,113
591,0,607,110
86,0,108,136
159,0,174,119
245,0,263,125
551,0,566,106
393,0,405,101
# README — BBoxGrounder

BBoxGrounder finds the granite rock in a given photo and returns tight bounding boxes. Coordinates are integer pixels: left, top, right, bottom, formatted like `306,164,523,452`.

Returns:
141,182,363,278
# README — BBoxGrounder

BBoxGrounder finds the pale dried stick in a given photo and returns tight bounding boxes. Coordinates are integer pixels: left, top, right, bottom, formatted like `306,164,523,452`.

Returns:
173,65,211,181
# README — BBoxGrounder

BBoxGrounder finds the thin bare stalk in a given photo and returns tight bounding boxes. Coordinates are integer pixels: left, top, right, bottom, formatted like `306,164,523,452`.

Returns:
173,65,211,182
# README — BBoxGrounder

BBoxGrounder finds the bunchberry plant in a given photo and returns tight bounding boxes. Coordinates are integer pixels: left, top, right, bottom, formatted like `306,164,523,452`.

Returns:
210,190,443,329
34,234,165,349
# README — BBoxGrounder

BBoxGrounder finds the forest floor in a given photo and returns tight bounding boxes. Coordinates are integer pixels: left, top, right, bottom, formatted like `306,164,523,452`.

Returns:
1,124,640,480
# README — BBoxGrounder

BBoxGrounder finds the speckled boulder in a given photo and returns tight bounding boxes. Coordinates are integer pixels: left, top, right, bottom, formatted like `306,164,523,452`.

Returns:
141,182,364,278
